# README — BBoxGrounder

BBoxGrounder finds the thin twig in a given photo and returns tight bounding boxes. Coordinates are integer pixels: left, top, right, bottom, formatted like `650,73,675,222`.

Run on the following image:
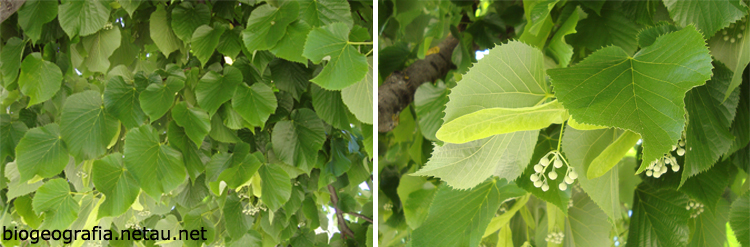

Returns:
346,212,373,223
328,185,355,239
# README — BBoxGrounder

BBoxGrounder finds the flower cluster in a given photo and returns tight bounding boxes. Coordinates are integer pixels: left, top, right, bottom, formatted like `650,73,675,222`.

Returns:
721,20,746,44
645,138,685,178
383,202,393,211
686,201,704,218
242,203,267,216
530,151,577,191
545,231,564,244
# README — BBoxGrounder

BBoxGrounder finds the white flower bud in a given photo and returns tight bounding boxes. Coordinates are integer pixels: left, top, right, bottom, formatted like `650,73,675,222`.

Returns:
534,164,543,173
559,182,568,190
541,184,550,191
672,145,677,151
541,157,550,167
534,180,543,187
548,171,558,180
677,148,685,156
531,174,539,182
646,170,653,177
731,38,736,43
564,176,574,184
679,140,685,147
672,164,680,172
654,172,662,178
554,158,563,168
725,36,730,41
568,170,578,180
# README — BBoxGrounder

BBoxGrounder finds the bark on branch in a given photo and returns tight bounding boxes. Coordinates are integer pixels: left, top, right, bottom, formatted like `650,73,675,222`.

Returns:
0,0,26,24
328,185,355,239
378,34,459,132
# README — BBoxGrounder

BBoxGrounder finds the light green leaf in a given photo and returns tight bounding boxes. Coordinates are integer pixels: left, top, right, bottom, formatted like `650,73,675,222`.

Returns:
547,6,579,67
709,19,750,100
662,0,745,38
192,25,226,67
414,82,447,142
483,194,530,238
271,109,326,173
139,76,184,121
270,21,312,64
149,5,182,57
303,22,368,90
242,2,299,52
17,0,57,43
196,66,242,117
568,192,613,247
730,192,750,247
60,90,120,160
588,130,640,179
81,28,121,73
412,179,526,247
119,0,141,17
14,195,42,229
18,53,63,106
1,37,25,88
183,211,215,247
548,26,713,174
436,100,568,144
523,0,560,36
104,76,147,129
414,131,538,190
32,178,79,230
217,152,262,189
4,162,42,201
232,83,277,128
568,8,640,55
171,102,211,148
568,116,607,130
626,183,690,247
311,84,350,130
259,164,292,212
687,199,730,247
16,123,68,183
341,56,374,125
154,215,183,247
170,2,211,42
397,175,436,229
298,0,353,28
93,153,139,218
124,124,186,199
58,0,110,37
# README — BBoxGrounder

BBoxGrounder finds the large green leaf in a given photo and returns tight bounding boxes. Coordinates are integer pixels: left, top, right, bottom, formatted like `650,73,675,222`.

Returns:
259,164,292,212
14,195,42,229
171,102,211,148
523,0,560,36
687,199,730,247
223,195,253,239
15,123,68,183
270,59,310,100
548,26,713,174
271,109,326,173
637,23,681,48
303,22,368,90
119,0,141,17
17,0,57,43
411,179,526,247
681,63,739,186
32,178,79,230
587,130,640,179
81,28,121,73
60,90,120,160
1,37,25,88
709,19,750,101
196,66,242,117
216,152,262,189
729,192,750,247
232,83,277,128
568,8,639,55
626,183,690,247
192,25,226,67
104,76,147,129
547,6,579,67
298,0,354,28
270,21,311,64
567,192,613,247
311,84,350,130
436,100,568,144
414,81,447,142
124,124,186,199
341,56,374,125
728,77,750,156
242,2,299,52
58,0,110,37
217,27,243,59
414,130,538,190
92,153,139,218
167,121,207,182
0,114,27,162
662,0,745,38
149,5,182,56
18,53,63,106
139,76,184,121
170,2,211,42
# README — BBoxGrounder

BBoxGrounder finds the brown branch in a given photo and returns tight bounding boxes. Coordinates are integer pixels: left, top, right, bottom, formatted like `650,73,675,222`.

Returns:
328,185,355,239
346,212,373,223
378,34,460,132
0,0,26,24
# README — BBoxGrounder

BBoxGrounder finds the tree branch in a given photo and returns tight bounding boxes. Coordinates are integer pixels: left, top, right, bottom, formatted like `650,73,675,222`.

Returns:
378,34,459,132
0,0,26,24
328,185,355,239
346,212,373,223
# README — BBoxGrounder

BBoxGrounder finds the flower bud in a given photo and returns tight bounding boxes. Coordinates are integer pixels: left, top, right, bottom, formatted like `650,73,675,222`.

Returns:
541,157,550,167
564,176,574,184
534,180,543,187
554,158,563,168
548,171,558,180
559,182,568,190
541,184,549,191
568,171,578,179
531,174,539,182
534,164,543,173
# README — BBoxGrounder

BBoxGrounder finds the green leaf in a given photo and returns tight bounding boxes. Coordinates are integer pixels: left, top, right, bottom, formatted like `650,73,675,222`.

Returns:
119,0,141,17
548,26,713,174
58,0,110,37
709,19,750,100
232,83,277,128
516,127,571,213
183,211,215,247
567,191,613,247
124,124,186,199
16,123,68,182
414,80,447,141
587,130,640,179
547,6,579,67
217,27,243,59
637,23,680,48
92,153,139,218
139,76,184,121
18,53,63,106
104,76,147,129
414,130,538,190
168,121,206,181
729,192,750,247
192,25,226,67
568,8,640,55
298,0,354,28
436,100,568,144
4,162,43,201
1,37,25,88
728,77,749,156
626,183,690,247
17,0,57,43
230,231,262,247
412,179,526,247
681,158,733,213
270,21,312,64
259,164,292,212
209,113,240,143
60,90,120,160
242,2,299,52
149,5,183,57
32,178,79,230
687,199,730,247
523,0,560,36
171,102,211,148
682,63,740,186
217,152,263,189
270,59,310,100
662,0,746,38
271,109,326,173
154,215,183,247
341,56,374,125
196,66,242,117
397,175,436,229
0,114,27,165
311,84,350,130
170,2,211,42
563,126,625,221
303,22,368,90
81,28,122,73
14,195,42,229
